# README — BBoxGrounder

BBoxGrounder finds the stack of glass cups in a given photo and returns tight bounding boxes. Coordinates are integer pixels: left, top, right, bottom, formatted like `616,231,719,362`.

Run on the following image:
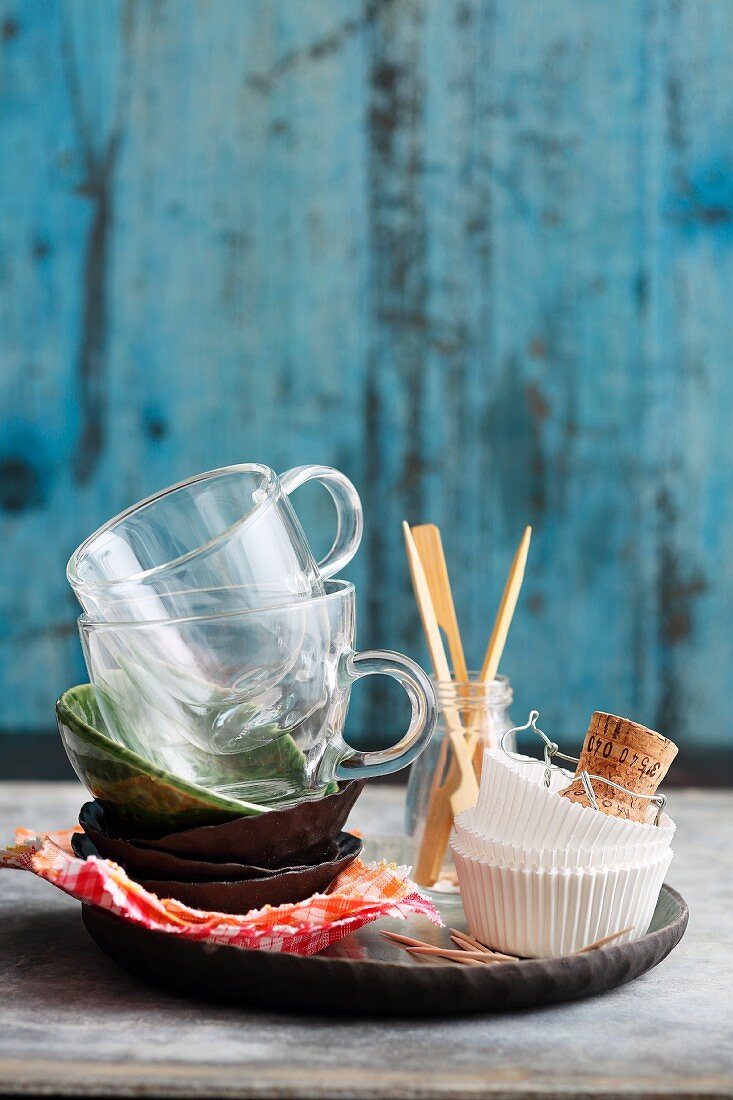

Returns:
405,674,515,897
67,464,437,809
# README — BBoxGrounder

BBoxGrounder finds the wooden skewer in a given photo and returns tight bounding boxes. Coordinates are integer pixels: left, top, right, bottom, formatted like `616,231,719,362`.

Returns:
411,755,458,888
402,522,464,716
412,523,475,733
571,927,633,954
479,525,532,684
403,522,478,887
411,525,468,683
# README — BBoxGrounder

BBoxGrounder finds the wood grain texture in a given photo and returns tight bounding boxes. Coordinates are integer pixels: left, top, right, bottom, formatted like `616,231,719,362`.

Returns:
1,1,732,765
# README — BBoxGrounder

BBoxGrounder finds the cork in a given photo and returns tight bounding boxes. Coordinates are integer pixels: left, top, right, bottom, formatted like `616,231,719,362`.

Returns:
559,712,678,822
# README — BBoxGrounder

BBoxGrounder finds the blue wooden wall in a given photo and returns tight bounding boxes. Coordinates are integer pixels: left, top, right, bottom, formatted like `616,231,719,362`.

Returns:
2,0,732,772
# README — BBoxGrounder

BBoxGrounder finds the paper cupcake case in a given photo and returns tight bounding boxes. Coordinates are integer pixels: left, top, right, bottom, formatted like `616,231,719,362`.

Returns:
470,750,675,852
451,842,673,958
474,751,571,804
452,817,673,870
474,749,674,840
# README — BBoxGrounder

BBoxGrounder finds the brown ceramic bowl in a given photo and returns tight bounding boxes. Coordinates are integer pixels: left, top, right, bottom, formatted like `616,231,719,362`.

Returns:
76,801,339,882
72,830,362,914
87,779,365,868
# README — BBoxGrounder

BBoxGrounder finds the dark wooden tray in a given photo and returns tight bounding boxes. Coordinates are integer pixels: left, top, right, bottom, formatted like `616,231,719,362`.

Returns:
81,883,687,1016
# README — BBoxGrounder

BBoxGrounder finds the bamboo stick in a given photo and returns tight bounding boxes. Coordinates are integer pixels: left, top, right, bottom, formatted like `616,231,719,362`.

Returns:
480,526,532,683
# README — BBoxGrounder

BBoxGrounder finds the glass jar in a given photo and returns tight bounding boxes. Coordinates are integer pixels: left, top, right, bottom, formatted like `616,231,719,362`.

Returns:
405,674,515,898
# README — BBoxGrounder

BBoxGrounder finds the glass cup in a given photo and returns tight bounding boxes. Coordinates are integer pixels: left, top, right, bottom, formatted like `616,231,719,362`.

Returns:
79,581,436,806
405,674,515,896
67,463,362,621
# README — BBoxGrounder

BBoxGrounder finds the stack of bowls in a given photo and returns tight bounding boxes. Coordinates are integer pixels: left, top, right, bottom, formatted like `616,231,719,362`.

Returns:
60,463,437,909
451,749,675,958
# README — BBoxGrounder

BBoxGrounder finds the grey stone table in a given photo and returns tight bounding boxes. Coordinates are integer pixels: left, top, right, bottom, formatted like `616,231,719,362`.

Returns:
0,782,731,1100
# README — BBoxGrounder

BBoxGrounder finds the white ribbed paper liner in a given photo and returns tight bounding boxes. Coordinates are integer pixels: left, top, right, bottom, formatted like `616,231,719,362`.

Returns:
451,841,673,958
469,749,675,852
452,817,673,870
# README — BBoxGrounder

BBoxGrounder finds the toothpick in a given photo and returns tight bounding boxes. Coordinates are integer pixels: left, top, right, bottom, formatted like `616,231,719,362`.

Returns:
571,927,633,954
450,931,492,955
449,935,518,962
449,928,495,954
380,930,439,950
382,929,517,965
406,946,512,965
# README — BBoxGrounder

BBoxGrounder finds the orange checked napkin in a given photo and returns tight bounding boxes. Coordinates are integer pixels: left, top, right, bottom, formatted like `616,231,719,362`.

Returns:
1,828,442,956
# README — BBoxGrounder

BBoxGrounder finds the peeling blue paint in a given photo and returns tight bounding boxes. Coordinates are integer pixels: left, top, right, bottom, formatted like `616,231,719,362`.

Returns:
0,0,731,761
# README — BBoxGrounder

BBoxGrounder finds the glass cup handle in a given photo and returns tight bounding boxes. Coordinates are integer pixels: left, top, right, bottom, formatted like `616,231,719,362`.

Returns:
279,465,363,579
334,650,437,780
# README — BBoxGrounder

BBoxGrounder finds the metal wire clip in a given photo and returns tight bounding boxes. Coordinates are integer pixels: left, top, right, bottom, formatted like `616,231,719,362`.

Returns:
500,710,668,826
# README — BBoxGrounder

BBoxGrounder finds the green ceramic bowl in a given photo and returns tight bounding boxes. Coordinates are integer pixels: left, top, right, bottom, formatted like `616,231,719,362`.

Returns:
57,685,265,835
